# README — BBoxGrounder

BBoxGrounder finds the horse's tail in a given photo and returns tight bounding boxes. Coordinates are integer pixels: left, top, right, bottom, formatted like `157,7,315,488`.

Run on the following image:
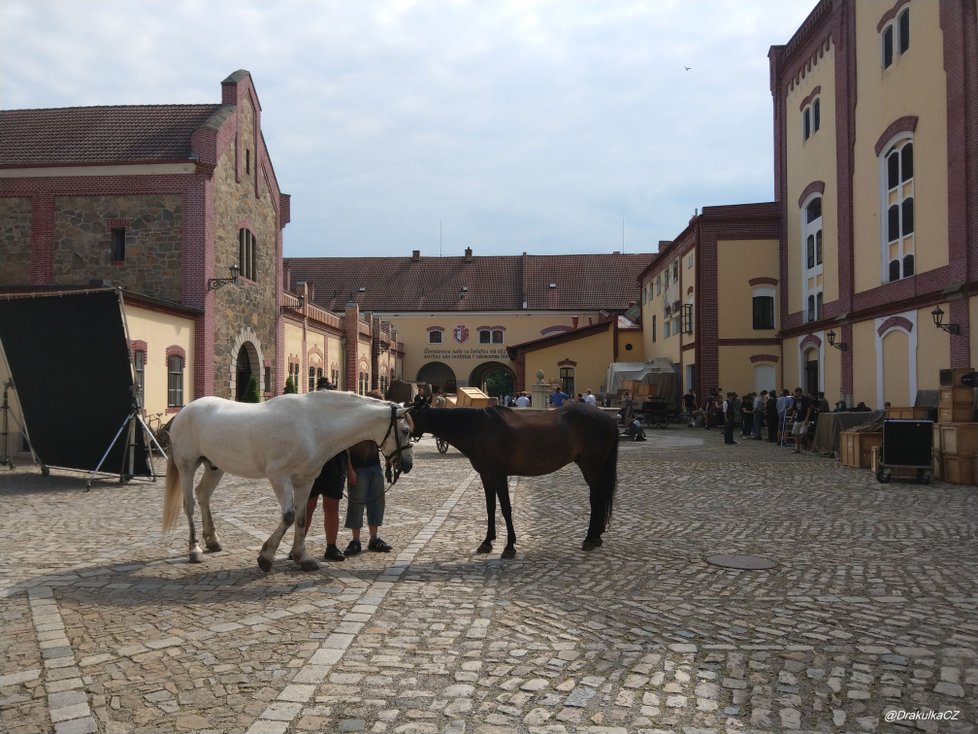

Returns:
600,429,619,531
162,450,182,534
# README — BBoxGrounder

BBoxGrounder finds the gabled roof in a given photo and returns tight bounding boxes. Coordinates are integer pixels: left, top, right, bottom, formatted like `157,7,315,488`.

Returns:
0,104,223,166
285,252,654,313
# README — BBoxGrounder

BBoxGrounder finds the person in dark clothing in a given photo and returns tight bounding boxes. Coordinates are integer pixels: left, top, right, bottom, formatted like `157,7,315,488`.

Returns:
766,389,780,442
723,392,738,445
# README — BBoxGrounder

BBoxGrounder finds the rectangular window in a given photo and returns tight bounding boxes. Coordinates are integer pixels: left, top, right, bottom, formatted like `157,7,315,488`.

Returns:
167,356,184,407
134,350,145,407
429,331,443,344
479,330,491,344
883,26,894,68
111,228,126,262
309,367,316,392
803,108,811,141
652,315,657,343
752,296,775,330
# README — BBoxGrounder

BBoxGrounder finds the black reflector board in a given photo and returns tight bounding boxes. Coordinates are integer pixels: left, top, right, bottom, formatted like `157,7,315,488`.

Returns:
0,290,150,476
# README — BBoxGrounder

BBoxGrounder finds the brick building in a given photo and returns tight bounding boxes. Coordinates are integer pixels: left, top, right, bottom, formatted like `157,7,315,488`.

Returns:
771,0,978,407
0,70,292,416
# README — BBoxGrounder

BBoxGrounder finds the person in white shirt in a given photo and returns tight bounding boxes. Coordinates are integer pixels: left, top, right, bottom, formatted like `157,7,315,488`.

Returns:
583,389,597,407
515,391,530,408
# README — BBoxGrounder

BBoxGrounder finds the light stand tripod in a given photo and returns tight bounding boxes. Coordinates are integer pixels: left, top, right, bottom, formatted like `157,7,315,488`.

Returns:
86,386,167,489
1,379,18,470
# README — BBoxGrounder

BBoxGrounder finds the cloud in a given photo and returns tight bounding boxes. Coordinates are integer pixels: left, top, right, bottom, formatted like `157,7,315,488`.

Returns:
1,0,816,257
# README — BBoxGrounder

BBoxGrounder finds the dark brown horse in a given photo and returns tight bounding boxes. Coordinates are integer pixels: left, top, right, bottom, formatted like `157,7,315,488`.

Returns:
410,399,619,557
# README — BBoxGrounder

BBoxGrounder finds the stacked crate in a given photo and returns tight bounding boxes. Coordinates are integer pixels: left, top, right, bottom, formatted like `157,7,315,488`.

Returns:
933,368,977,485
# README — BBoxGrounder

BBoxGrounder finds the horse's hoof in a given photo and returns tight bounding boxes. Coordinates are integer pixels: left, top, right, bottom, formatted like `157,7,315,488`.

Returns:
581,537,603,551
299,558,320,571
476,542,493,554
205,542,223,553
501,547,516,559
189,551,204,563
256,555,273,573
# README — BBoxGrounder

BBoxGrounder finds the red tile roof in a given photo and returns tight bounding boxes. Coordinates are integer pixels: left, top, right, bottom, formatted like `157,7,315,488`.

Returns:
0,104,223,166
285,252,654,313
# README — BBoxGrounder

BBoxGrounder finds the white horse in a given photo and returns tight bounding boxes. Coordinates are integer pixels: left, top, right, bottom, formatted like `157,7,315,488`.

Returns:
162,390,414,571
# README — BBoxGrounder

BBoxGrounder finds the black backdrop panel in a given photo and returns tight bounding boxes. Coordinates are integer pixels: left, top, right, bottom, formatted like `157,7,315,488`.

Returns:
0,290,149,476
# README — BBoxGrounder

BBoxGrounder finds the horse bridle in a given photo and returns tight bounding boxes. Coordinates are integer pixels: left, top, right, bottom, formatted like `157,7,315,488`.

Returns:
380,404,412,486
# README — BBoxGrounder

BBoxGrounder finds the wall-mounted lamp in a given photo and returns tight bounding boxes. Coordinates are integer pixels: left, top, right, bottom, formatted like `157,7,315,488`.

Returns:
207,264,240,291
931,306,961,334
826,329,847,351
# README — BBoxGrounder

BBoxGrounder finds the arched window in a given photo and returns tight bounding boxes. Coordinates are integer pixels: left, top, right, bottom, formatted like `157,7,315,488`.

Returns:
752,287,775,330
802,97,821,141
559,367,575,396
881,136,914,282
801,194,823,324
881,7,910,69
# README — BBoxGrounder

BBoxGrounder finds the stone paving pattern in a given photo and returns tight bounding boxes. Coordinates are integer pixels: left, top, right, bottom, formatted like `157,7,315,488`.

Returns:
0,428,975,733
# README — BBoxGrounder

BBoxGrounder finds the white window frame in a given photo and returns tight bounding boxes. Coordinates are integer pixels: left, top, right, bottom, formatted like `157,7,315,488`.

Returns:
879,133,915,284
800,193,824,323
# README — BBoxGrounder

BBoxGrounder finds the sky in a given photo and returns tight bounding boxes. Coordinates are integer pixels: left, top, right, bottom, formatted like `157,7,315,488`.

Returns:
1,0,816,259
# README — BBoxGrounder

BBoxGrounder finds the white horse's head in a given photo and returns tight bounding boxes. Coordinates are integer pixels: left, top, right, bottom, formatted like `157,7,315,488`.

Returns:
378,404,414,478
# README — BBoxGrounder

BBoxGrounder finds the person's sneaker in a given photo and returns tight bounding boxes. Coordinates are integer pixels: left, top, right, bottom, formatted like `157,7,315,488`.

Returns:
344,539,362,557
323,544,345,561
368,537,392,552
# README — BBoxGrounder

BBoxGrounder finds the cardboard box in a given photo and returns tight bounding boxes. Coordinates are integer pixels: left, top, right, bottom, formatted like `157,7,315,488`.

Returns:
939,405,975,423
940,367,974,387
886,407,931,420
942,453,976,485
840,431,882,469
938,387,975,407
939,424,978,456
456,387,491,408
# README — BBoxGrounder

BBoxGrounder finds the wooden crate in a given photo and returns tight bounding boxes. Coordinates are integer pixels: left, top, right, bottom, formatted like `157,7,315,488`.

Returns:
942,453,976,485
456,387,491,408
932,451,943,481
840,431,882,469
940,367,974,387
939,423,978,456
938,387,975,407
886,407,930,420
933,423,943,453
939,405,975,423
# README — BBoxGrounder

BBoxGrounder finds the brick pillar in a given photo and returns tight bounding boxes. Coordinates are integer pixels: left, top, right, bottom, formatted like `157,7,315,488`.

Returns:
344,302,359,391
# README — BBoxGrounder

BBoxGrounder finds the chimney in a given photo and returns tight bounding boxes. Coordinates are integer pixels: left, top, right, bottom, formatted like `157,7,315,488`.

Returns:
464,247,473,262
412,249,420,262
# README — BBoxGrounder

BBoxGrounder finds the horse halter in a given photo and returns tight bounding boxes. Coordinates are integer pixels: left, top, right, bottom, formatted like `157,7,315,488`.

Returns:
381,404,410,486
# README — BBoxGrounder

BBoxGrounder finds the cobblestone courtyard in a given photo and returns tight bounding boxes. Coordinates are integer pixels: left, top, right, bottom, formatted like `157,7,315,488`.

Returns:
1,428,975,733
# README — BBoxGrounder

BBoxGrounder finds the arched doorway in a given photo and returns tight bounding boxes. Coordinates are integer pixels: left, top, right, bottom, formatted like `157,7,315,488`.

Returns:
235,342,259,401
417,361,457,393
469,361,516,398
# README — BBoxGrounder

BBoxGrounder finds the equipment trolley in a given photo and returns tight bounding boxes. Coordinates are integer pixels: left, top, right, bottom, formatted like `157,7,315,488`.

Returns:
876,418,933,483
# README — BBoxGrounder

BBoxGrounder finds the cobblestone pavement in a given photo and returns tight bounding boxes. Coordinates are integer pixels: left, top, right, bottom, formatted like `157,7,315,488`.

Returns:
1,427,976,734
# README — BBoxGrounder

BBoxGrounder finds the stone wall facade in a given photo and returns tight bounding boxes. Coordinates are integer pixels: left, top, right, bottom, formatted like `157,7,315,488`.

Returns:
0,197,32,285
209,89,281,399
51,194,183,299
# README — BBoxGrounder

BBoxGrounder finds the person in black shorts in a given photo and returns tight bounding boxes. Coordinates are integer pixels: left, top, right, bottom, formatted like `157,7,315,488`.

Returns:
301,378,356,561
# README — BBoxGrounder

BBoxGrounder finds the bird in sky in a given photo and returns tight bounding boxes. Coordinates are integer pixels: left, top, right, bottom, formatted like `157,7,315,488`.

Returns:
684,66,691,71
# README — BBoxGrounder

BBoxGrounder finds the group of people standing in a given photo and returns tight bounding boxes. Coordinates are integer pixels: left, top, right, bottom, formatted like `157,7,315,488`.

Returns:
683,387,830,451
301,378,393,562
